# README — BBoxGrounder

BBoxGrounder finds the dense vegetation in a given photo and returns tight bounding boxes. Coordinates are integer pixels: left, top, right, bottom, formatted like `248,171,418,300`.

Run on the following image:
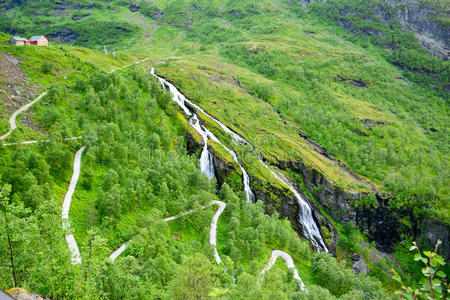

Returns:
0,0,448,298
0,42,398,299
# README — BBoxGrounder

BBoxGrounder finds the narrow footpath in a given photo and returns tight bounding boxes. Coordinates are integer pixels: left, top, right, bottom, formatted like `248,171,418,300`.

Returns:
0,92,47,141
62,146,85,265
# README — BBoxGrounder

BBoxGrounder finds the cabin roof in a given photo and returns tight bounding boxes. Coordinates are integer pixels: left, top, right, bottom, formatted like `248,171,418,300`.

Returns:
30,35,45,42
12,36,28,41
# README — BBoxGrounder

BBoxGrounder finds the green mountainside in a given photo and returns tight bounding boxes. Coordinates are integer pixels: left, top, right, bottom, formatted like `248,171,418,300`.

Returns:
0,0,448,299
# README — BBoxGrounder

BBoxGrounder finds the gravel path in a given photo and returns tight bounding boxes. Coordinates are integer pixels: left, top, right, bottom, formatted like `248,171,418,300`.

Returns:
62,146,85,265
209,200,226,265
3,136,82,146
259,250,306,291
109,57,150,74
109,202,214,262
0,92,47,141
109,199,306,291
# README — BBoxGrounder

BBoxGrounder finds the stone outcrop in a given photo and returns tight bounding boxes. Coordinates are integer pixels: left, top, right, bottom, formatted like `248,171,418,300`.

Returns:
352,254,370,275
49,29,79,44
276,158,449,260
297,0,449,60
420,218,450,260
376,0,449,60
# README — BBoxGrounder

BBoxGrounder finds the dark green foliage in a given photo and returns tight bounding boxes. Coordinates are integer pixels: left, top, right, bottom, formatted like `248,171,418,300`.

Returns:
311,253,386,298
302,0,449,91
40,61,52,74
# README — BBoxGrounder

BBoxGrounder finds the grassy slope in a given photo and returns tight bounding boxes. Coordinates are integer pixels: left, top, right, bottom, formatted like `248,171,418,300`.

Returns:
1,1,447,222
0,37,321,288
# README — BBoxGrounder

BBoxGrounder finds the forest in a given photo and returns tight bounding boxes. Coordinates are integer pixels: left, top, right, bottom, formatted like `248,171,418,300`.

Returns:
0,0,448,298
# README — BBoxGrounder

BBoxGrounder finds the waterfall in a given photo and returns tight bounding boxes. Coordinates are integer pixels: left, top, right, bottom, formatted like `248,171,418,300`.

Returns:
191,115,215,180
151,68,327,251
260,161,328,252
152,68,216,180
152,69,255,203
203,127,255,204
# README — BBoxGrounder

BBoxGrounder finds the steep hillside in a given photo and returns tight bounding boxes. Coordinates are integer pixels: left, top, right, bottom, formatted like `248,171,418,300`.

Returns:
0,0,449,298
0,35,401,299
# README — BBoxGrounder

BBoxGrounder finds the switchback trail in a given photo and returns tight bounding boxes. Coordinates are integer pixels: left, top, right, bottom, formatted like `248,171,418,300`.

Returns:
109,200,306,290
259,250,306,290
109,57,150,74
0,92,47,141
151,68,326,252
109,202,215,261
3,136,82,146
62,146,85,265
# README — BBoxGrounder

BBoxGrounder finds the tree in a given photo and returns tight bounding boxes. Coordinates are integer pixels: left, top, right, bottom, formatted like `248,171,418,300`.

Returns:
0,183,16,287
82,228,107,283
393,240,449,300
168,254,219,299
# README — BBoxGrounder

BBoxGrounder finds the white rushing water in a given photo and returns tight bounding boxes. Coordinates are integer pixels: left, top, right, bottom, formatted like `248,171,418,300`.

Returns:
260,161,328,252
151,68,326,251
151,68,255,203
190,115,215,180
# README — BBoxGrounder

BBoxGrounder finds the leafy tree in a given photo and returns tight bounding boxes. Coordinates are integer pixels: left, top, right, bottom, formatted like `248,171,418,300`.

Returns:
393,240,449,300
168,254,219,299
0,183,16,287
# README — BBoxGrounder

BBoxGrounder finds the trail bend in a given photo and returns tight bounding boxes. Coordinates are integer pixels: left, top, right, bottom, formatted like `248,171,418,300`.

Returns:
109,200,306,290
0,92,47,141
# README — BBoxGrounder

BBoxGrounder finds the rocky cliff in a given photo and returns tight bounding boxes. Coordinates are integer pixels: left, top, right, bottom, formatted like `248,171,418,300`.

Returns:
299,0,449,60
377,0,449,60
276,158,449,259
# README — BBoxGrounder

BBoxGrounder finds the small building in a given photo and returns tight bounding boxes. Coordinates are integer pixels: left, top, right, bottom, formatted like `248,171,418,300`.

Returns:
29,35,48,46
10,36,28,46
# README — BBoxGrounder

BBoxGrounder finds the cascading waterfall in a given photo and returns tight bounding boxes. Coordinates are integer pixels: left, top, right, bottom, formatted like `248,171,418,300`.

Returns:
151,68,255,203
151,68,326,251
191,115,215,180
151,68,216,180
260,160,328,252
203,127,255,204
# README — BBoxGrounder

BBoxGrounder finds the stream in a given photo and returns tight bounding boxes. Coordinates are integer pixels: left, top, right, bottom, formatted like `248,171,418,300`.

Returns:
151,68,327,252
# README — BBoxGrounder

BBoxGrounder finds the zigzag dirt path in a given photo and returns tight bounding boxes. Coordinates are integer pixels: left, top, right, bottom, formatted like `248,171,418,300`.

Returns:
62,146,85,264
0,92,47,141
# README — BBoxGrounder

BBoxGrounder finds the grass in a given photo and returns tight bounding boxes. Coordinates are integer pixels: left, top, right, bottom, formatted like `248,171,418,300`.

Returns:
153,57,372,193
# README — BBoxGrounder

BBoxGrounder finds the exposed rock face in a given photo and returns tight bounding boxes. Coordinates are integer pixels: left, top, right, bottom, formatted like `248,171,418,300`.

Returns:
278,160,404,253
420,218,450,260
251,176,339,255
277,159,450,259
210,149,235,189
377,0,449,60
72,14,90,21
352,254,370,275
298,0,449,59
49,29,79,44
184,131,201,156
